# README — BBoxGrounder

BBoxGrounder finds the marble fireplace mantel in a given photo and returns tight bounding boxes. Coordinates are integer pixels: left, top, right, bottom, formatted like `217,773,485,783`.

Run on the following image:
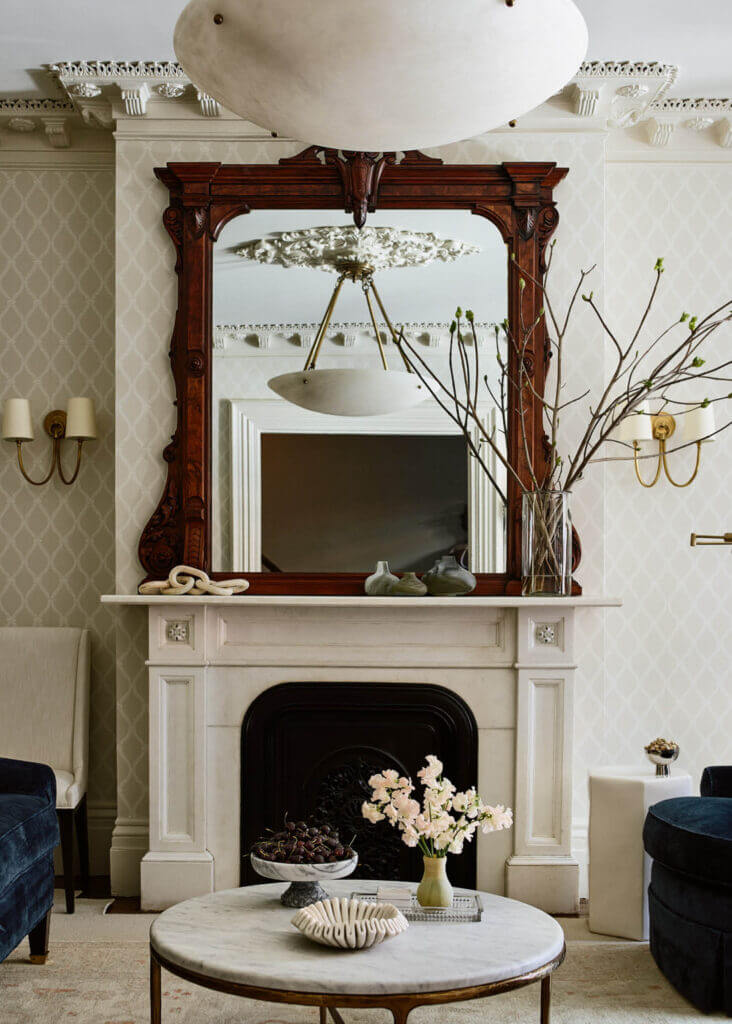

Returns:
102,593,620,912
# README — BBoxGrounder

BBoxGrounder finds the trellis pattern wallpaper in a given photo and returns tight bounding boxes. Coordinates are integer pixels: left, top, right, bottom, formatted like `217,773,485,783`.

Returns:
0,165,116,869
604,161,732,793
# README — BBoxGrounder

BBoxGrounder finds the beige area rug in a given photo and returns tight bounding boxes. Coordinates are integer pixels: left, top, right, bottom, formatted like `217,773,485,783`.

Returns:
0,901,721,1023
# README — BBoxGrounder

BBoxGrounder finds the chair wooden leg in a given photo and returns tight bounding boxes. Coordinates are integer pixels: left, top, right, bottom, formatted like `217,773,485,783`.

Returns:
74,794,90,897
58,808,75,914
28,909,51,964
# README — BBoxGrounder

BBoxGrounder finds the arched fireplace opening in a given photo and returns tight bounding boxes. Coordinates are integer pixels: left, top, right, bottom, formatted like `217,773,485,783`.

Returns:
241,681,478,888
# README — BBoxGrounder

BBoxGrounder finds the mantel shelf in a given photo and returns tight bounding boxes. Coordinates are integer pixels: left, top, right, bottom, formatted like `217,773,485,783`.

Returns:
101,594,622,608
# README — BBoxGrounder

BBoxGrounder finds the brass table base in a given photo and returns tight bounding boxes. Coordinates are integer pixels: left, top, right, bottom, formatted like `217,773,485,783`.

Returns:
150,943,565,1024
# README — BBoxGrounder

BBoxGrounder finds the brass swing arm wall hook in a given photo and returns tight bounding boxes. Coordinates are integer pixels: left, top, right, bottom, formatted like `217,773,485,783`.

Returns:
690,532,732,547
2,398,96,486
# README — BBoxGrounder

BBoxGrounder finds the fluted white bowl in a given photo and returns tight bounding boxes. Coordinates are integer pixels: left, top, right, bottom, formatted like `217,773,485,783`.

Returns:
292,897,409,950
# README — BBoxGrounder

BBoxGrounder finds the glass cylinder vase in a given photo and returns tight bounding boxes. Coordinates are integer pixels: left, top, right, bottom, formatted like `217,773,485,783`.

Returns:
521,490,572,597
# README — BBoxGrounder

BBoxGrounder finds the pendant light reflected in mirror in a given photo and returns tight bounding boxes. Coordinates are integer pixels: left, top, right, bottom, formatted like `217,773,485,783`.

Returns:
234,225,480,417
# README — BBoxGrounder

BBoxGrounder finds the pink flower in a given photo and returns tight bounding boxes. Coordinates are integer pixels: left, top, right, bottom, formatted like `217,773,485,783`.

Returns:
392,792,420,821
417,755,443,787
384,804,399,824
401,826,419,848
362,801,385,823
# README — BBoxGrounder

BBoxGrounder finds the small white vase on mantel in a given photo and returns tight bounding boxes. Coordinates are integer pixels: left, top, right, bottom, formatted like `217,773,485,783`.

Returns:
416,856,454,909
364,560,399,596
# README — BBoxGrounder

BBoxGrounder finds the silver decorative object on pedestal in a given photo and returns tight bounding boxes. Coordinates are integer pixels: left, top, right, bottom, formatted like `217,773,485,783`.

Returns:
645,738,680,776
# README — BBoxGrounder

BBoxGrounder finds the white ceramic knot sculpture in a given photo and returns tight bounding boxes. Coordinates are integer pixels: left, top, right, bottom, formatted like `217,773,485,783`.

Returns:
291,897,408,950
138,564,249,597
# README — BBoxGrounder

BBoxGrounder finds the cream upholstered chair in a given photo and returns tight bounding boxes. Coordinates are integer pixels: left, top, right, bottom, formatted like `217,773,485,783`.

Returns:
0,627,90,913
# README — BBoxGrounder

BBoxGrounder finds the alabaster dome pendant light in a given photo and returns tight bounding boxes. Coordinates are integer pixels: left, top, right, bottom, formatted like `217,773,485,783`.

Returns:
235,225,480,416
174,0,588,151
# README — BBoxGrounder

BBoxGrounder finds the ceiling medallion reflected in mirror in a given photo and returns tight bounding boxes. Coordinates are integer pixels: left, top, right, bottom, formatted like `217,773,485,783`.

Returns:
174,0,587,150
236,225,481,416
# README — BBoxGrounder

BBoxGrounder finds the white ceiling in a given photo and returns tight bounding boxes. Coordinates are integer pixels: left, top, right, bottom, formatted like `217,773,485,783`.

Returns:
2,0,730,98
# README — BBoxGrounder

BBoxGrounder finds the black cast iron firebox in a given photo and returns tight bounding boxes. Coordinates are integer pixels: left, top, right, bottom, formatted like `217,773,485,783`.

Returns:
240,681,478,888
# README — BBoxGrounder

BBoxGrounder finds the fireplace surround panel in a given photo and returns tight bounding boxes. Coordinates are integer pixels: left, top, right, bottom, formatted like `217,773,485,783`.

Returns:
105,595,621,912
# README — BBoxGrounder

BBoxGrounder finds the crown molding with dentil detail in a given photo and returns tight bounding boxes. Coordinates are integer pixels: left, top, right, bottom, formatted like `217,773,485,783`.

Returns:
0,59,729,153
214,321,499,353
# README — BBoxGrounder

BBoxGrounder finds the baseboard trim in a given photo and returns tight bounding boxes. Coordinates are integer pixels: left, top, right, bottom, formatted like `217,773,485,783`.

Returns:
88,801,116,876
110,818,149,897
572,819,589,899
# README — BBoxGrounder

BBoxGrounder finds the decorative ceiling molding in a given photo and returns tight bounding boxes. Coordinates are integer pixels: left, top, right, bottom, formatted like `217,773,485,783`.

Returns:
0,98,73,113
235,226,481,274
213,321,499,353
0,99,74,147
576,60,678,83
45,60,221,125
641,98,732,146
651,97,732,112
0,59,729,151
646,118,675,148
48,60,187,79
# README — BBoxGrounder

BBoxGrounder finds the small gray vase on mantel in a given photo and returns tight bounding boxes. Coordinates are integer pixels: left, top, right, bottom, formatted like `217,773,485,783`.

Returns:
423,554,476,597
364,561,399,596
391,571,428,597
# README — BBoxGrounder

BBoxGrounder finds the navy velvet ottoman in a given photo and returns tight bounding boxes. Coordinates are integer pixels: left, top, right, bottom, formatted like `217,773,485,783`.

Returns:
643,766,732,1015
0,757,59,964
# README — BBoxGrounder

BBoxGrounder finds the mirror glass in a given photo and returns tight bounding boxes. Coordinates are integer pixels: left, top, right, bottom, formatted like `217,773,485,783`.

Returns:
212,209,508,574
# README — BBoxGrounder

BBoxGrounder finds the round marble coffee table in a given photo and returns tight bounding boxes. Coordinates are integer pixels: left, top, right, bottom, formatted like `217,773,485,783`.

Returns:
149,881,565,1024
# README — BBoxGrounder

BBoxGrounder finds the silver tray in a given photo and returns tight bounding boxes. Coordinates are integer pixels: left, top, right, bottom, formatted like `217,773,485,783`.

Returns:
351,890,483,923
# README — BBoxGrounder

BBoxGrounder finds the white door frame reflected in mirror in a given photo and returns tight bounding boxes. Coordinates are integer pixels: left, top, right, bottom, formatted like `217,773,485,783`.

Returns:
226,399,505,575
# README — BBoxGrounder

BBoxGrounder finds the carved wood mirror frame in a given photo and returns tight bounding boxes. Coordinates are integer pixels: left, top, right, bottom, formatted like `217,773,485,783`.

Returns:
139,148,569,594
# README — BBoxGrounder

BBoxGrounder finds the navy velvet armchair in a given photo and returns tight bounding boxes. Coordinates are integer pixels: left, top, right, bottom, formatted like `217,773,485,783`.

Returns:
643,765,732,1015
0,757,59,964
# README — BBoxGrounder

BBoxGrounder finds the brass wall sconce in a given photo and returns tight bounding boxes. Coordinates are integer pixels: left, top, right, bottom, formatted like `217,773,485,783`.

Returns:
690,532,732,547
613,402,714,488
2,397,97,485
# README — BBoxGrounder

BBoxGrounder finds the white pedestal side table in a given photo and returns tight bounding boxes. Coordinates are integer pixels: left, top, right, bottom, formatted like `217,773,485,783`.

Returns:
588,765,693,940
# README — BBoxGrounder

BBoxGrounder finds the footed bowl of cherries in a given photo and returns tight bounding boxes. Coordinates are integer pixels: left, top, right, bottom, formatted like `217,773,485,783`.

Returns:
249,819,358,907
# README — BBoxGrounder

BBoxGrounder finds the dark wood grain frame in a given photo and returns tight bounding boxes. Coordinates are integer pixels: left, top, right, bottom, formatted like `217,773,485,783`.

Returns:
139,148,568,594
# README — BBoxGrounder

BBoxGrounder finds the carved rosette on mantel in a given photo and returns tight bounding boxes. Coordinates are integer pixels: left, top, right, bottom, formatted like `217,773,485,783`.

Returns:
138,150,568,594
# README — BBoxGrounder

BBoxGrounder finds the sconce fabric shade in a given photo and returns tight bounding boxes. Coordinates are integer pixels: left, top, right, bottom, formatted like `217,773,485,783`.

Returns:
268,368,426,417
611,402,653,443
680,404,715,442
2,399,34,441
66,398,97,440
174,0,588,151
